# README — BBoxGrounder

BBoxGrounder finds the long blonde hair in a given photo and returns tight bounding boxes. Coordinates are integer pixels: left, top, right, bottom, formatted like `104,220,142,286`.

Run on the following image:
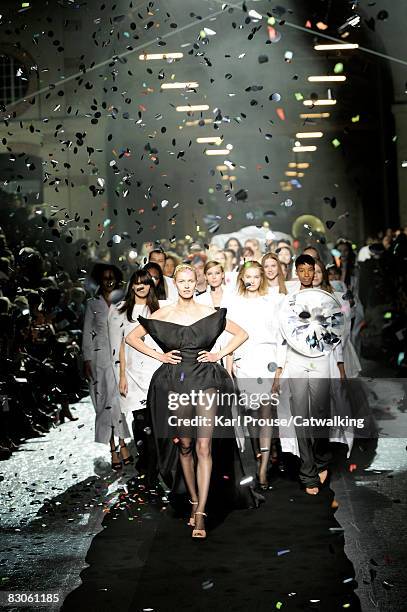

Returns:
261,252,287,294
236,261,268,296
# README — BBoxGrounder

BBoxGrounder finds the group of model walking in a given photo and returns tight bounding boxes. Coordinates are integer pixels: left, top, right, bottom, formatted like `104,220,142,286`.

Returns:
82,249,361,539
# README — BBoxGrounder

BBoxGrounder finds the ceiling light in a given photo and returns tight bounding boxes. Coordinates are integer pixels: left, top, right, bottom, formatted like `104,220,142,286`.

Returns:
185,118,213,126
196,137,223,144
205,149,231,155
161,82,199,89
314,43,358,50
280,182,293,191
287,162,311,169
285,171,297,177
292,146,317,152
216,165,228,171
295,132,323,138
300,113,331,119
176,105,209,112
307,76,346,82
139,52,184,60
303,100,337,106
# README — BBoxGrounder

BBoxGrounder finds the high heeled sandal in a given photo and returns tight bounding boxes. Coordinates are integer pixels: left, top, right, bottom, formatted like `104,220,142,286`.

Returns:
110,447,123,471
119,443,134,466
192,512,207,539
187,500,199,527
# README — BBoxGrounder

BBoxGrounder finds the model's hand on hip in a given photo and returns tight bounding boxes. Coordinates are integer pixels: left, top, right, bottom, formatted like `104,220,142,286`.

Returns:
160,350,182,364
197,351,220,363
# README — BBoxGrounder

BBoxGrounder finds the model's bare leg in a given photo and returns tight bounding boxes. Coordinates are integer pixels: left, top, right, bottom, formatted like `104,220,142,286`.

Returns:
178,436,198,523
318,469,328,484
258,401,272,486
118,437,130,461
193,389,216,533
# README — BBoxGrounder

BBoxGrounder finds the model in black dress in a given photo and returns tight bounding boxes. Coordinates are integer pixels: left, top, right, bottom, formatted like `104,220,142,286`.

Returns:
126,264,260,539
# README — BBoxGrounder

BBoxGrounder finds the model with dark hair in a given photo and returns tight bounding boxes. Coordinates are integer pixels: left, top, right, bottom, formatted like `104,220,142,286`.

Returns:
148,249,178,301
274,255,345,495
82,264,132,469
144,261,166,300
225,237,243,265
276,245,293,280
108,269,165,476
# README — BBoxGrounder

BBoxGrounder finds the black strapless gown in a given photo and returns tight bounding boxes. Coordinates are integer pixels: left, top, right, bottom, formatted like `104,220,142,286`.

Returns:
138,309,260,510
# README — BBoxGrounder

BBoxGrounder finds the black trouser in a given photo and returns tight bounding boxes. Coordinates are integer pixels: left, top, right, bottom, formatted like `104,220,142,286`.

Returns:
132,408,158,485
288,374,332,488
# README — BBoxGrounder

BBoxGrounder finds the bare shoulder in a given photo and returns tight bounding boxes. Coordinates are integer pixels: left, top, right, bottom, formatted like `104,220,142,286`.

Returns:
149,304,174,320
196,303,216,316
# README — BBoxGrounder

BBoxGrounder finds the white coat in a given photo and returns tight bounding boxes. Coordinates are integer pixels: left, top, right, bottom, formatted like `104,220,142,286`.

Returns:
329,291,362,455
82,295,131,444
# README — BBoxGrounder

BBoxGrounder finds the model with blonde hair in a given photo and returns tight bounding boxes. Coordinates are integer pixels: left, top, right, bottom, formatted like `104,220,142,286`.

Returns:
261,253,287,295
126,263,256,539
236,260,269,296
226,261,285,489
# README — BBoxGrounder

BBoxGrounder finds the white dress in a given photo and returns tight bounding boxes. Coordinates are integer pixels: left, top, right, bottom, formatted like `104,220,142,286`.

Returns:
108,302,165,434
225,293,286,395
224,271,239,293
82,295,131,444
226,292,292,454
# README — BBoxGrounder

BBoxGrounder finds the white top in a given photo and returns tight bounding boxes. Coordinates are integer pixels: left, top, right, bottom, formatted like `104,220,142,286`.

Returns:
195,288,232,355
108,301,165,411
225,293,285,378
195,285,233,307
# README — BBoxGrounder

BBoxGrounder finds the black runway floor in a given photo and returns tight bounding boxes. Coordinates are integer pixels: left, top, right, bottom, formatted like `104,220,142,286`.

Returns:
2,367,407,612
61,465,361,612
